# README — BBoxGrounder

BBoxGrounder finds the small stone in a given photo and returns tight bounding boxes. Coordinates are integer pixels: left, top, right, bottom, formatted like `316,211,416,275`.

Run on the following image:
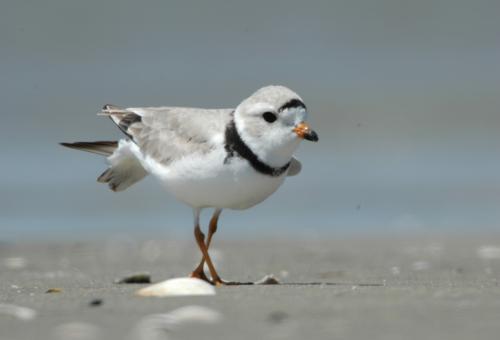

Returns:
46,288,62,293
255,274,280,285
115,273,151,284
89,299,103,307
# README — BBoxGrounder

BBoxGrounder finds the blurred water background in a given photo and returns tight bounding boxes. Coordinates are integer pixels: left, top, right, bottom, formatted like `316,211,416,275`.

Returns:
1,0,499,241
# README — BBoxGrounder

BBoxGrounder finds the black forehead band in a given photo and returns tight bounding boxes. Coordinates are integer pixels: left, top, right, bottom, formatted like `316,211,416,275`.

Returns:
278,98,306,112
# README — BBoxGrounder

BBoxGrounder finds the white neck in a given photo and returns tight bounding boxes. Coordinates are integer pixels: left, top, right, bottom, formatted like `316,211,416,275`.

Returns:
234,117,300,167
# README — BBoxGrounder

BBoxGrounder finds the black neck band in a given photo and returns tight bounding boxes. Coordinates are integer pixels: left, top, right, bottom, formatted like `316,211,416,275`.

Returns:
224,119,290,177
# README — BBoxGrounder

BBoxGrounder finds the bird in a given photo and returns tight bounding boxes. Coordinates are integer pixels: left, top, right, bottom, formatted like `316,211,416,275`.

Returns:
61,85,318,285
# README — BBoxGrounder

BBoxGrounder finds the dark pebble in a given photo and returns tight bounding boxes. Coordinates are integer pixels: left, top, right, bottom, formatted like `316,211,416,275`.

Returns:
89,299,103,307
115,273,151,284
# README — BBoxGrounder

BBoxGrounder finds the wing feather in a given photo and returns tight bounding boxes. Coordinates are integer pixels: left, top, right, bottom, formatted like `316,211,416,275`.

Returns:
287,157,302,176
100,105,233,165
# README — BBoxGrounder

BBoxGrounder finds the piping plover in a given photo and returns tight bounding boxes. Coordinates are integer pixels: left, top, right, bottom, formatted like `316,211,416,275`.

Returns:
61,85,318,285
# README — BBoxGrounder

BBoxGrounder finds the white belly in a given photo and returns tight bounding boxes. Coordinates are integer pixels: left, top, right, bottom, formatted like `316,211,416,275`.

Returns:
141,148,287,210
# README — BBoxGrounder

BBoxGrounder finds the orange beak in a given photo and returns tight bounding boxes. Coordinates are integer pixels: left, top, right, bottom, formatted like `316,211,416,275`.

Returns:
293,122,319,142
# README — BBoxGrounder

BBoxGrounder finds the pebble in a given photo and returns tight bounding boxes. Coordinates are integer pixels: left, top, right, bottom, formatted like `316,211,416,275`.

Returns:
89,299,103,307
255,274,280,285
46,288,62,293
115,273,151,284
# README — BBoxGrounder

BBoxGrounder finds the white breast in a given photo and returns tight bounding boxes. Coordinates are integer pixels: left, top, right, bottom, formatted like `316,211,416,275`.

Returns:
138,147,287,210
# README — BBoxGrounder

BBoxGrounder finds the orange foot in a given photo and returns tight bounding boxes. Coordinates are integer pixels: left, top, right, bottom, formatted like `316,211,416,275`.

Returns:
190,269,212,283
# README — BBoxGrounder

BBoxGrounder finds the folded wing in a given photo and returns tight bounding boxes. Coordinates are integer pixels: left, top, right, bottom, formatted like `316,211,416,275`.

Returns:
100,105,233,166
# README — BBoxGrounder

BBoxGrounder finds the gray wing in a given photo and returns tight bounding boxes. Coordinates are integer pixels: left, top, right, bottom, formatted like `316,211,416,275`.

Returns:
100,105,233,165
288,157,302,176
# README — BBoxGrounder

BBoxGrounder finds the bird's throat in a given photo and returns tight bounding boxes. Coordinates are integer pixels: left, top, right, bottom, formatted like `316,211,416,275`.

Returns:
224,119,290,177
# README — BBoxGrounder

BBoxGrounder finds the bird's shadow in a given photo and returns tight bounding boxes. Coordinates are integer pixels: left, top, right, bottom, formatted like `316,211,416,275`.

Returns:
280,282,384,287
224,281,385,287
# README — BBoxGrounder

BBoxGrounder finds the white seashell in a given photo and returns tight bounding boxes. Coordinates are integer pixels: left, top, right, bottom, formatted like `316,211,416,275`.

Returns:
0,303,37,320
136,277,216,297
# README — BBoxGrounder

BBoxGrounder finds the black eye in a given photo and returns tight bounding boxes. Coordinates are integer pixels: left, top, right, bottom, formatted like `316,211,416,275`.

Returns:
262,112,277,123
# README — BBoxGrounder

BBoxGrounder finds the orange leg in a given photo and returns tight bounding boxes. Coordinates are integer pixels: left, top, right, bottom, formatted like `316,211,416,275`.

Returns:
189,228,211,282
190,209,221,282
191,209,223,285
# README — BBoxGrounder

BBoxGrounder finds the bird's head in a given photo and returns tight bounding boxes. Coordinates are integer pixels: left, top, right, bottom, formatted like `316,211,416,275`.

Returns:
233,85,318,166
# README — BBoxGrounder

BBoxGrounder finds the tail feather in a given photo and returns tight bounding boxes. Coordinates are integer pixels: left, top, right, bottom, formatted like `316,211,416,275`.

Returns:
61,139,147,192
97,168,113,183
60,141,118,156
98,142,148,191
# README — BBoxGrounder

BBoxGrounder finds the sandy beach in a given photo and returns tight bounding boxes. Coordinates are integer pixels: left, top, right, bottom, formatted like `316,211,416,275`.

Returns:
2,0,500,338
1,234,500,340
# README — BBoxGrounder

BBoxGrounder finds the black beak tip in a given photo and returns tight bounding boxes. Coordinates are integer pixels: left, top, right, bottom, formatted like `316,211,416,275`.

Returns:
305,130,319,142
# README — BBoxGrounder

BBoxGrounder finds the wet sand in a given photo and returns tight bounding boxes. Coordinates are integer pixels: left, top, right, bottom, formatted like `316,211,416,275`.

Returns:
1,234,500,340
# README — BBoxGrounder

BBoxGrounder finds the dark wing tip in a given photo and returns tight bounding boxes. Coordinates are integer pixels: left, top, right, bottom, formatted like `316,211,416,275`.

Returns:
118,113,142,131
